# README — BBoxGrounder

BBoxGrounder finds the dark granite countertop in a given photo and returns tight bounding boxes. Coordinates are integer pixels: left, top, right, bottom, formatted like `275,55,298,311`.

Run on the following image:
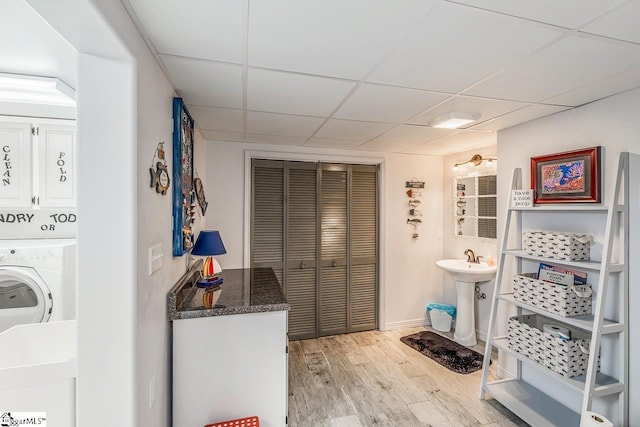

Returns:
168,263,289,320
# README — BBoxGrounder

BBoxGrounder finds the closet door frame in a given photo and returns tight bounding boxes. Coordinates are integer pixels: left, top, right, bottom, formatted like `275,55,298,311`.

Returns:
244,151,386,330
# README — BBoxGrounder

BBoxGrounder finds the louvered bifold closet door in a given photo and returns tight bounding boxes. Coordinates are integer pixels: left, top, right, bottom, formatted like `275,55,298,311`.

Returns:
286,162,318,340
318,164,348,336
251,159,284,284
350,165,378,332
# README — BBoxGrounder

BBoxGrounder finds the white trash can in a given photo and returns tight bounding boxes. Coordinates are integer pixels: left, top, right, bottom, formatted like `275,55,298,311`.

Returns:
430,309,453,332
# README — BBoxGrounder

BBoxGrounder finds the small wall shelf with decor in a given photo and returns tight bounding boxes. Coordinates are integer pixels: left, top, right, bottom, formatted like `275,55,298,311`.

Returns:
479,152,629,427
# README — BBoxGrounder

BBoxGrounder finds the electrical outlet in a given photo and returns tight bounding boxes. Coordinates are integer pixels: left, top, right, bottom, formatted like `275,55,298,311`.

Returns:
149,244,163,275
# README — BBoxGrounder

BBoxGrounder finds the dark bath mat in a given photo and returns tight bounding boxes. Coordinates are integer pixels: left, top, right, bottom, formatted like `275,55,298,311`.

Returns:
400,331,488,374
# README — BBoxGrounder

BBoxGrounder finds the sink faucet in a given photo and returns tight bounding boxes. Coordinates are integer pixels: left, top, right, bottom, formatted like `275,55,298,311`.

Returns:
464,249,477,263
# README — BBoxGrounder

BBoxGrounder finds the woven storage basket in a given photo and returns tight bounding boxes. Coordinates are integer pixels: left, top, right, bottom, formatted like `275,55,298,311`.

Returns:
508,314,599,378
522,231,591,261
513,273,592,317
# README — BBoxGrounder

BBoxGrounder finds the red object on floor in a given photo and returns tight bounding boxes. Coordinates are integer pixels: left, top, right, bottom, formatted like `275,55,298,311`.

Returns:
204,416,259,427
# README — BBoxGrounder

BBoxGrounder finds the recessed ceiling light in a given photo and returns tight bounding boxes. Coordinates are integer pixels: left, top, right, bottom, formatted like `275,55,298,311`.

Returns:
430,112,480,129
0,73,75,106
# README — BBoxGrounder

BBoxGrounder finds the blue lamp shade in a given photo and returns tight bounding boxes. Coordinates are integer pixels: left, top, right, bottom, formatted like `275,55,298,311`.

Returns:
192,230,227,256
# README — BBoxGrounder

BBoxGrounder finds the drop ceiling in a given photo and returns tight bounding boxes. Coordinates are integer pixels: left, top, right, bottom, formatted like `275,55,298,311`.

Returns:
123,0,640,155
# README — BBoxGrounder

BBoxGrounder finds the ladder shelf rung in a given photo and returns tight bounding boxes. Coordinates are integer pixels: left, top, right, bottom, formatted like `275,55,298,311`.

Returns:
502,250,623,272
491,338,623,395
496,294,623,333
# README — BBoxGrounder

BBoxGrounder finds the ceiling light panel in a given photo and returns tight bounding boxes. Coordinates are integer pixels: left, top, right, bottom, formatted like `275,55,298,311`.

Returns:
367,3,563,93
247,68,355,116
248,0,436,79
0,73,75,106
409,95,527,127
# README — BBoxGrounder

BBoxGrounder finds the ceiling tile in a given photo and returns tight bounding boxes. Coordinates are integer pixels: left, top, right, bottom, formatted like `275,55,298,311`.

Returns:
408,95,528,127
314,119,394,141
246,111,324,137
334,84,449,123
406,131,496,155
367,3,562,92
372,124,455,145
467,35,640,103
247,69,355,116
188,106,243,132
581,1,640,44
248,0,436,79
470,104,571,131
202,130,244,142
245,133,307,146
452,0,624,29
126,0,244,63
305,138,364,150
161,55,243,108
543,68,640,106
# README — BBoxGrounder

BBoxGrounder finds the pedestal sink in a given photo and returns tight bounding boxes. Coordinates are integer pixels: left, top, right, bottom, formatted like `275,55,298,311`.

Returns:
436,259,497,346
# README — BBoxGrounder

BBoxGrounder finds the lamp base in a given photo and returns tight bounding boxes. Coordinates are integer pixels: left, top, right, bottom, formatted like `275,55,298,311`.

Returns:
197,276,223,288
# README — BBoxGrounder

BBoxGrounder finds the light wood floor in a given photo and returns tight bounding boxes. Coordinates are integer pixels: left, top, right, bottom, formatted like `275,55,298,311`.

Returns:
288,326,529,427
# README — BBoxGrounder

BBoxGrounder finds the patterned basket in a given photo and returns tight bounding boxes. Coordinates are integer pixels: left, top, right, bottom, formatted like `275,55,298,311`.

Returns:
508,314,599,378
513,273,592,317
522,230,591,261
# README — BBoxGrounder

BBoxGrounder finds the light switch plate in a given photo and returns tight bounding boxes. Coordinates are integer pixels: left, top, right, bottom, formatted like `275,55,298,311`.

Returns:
149,243,163,275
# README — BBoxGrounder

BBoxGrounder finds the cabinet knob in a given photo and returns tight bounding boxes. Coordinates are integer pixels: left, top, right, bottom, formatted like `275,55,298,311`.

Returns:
299,261,305,269
332,260,338,267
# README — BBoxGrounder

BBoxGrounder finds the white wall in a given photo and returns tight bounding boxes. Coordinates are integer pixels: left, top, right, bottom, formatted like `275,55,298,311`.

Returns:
24,1,203,426
443,146,497,340
204,141,444,330
497,87,640,424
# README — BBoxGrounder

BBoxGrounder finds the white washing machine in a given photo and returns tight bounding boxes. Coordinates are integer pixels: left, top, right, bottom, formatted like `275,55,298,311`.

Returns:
0,239,76,333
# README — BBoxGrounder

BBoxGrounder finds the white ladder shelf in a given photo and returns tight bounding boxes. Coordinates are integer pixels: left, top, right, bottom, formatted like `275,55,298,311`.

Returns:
479,152,629,427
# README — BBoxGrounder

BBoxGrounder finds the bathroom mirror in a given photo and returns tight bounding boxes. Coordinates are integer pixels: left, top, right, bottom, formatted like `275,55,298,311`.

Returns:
454,174,497,239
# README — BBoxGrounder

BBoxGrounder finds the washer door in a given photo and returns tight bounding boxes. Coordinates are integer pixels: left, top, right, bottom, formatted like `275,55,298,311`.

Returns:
0,267,52,333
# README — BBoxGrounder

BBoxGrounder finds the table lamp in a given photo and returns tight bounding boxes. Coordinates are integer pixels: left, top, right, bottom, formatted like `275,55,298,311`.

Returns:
191,230,227,287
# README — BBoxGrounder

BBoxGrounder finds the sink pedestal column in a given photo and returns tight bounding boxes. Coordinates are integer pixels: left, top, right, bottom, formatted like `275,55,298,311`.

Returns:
454,280,477,346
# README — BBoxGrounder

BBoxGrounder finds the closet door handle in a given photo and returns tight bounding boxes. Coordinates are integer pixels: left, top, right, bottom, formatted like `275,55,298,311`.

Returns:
299,261,306,269
332,260,338,267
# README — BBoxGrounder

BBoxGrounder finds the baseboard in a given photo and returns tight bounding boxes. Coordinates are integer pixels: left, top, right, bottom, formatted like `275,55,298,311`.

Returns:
384,318,426,330
476,329,487,342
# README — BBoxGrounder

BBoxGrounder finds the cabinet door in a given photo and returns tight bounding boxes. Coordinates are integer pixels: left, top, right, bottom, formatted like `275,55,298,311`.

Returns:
0,122,32,208
286,161,318,340
319,163,348,336
37,124,76,208
350,165,378,332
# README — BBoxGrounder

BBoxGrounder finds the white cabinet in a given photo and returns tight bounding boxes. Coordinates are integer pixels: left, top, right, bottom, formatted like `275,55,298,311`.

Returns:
173,310,288,427
479,153,629,427
0,118,76,209
0,122,32,208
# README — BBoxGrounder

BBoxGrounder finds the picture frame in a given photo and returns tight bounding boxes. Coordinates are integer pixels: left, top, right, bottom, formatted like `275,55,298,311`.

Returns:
530,146,601,204
172,97,195,256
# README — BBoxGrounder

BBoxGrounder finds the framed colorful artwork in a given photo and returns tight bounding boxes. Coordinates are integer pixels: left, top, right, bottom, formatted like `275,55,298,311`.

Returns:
172,97,195,255
530,146,601,204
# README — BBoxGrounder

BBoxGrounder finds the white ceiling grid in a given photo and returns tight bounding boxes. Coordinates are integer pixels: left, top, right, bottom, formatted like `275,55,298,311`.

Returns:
122,0,640,155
